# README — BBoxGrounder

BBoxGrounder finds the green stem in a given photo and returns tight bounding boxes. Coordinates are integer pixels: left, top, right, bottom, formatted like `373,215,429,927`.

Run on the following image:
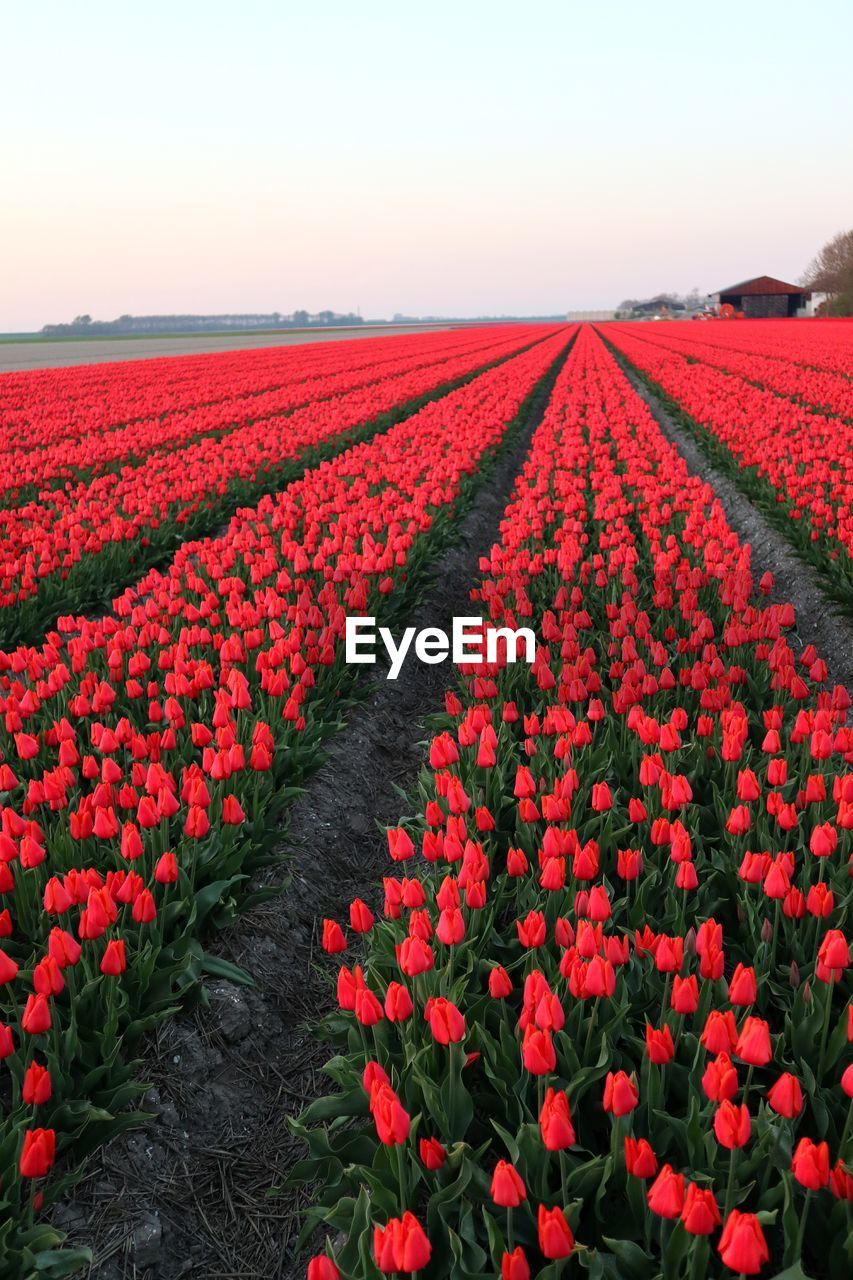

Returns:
583,996,600,1060
724,1144,741,1219
690,1236,709,1280
611,1115,622,1173
794,1187,813,1261
396,1140,408,1210
768,898,781,978
449,1041,462,1141
661,972,672,1024
816,975,835,1082
840,1096,853,1154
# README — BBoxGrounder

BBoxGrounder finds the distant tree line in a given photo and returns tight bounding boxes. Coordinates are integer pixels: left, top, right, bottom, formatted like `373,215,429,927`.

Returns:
40,311,365,337
801,228,853,315
391,313,566,323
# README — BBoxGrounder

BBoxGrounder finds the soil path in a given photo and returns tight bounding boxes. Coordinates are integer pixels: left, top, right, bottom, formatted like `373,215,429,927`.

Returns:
57,361,563,1280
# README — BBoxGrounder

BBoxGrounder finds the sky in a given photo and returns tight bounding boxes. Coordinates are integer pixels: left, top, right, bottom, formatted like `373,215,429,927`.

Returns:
2,0,852,330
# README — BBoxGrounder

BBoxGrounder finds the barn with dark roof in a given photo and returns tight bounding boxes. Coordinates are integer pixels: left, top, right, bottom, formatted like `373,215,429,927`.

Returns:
715,275,812,318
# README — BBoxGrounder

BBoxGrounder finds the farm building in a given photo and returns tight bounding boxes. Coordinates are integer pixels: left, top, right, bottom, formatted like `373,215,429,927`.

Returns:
715,275,812,318
629,295,686,317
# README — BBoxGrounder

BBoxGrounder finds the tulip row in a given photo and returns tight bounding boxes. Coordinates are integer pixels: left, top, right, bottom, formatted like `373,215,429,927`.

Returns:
0,327,574,1277
298,326,851,1279
0,325,554,648
602,323,853,597
622,318,852,379
1,325,507,454
2,327,524,501
610,320,853,421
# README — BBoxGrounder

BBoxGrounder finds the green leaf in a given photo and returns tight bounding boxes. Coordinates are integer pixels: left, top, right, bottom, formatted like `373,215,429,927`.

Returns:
766,1265,813,1280
200,953,256,986
298,1087,369,1126
194,875,247,919
32,1248,94,1276
601,1237,657,1279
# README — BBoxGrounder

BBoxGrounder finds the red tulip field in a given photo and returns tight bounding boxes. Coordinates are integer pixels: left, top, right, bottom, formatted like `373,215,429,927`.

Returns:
0,324,546,648
604,322,853,599
0,320,851,1279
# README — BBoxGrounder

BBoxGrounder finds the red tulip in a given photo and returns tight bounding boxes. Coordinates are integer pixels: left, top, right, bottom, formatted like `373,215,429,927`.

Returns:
22,1061,52,1105
306,1256,339,1280
728,963,757,1006
501,1247,531,1280
735,1016,772,1066
521,1025,556,1075
100,939,127,976
718,1210,770,1275
321,919,347,953
645,1023,675,1064
19,1128,56,1178
842,1062,853,1098
791,1137,830,1189
349,898,374,933
624,1136,658,1178
373,1212,431,1273
0,949,19,984
21,993,51,1035
154,850,179,883
702,1053,739,1103
713,1100,751,1149
830,1159,853,1200
222,795,246,824
353,986,384,1027
396,936,434,977
419,1137,446,1170
384,982,413,1022
488,965,513,998
491,1160,527,1208
701,1009,738,1054
647,1164,685,1218
680,1183,721,1235
766,1072,803,1118
539,1087,576,1150
370,1083,410,1145
537,1205,574,1259
387,827,415,862
603,1070,639,1116
424,996,465,1044
120,821,144,861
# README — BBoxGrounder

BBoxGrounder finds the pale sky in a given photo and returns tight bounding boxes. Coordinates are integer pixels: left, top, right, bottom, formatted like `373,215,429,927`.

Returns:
3,0,851,330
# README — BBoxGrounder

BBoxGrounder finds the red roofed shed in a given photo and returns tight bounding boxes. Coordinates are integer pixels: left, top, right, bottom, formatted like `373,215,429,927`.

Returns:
716,275,812,318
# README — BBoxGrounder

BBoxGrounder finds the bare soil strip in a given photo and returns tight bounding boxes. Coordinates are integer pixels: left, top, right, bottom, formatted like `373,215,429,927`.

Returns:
614,358,853,691
55,355,567,1280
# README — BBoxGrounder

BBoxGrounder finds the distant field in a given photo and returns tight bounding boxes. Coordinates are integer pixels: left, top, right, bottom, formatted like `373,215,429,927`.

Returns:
0,321,458,371
1,318,851,1280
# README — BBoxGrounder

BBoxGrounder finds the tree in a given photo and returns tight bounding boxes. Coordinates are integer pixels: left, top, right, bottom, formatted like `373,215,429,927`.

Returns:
801,228,853,315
